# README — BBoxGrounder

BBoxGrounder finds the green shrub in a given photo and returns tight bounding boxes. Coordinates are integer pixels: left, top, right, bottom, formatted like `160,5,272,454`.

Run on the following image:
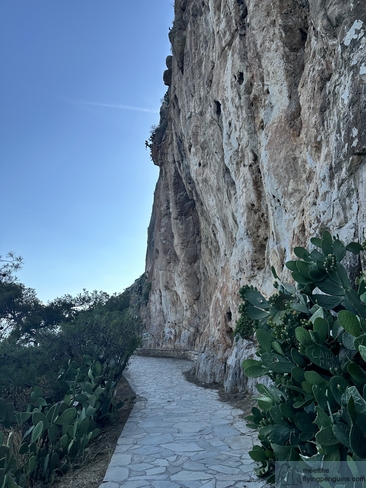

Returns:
0,257,142,486
234,285,259,339
58,309,141,371
239,232,366,481
0,292,141,407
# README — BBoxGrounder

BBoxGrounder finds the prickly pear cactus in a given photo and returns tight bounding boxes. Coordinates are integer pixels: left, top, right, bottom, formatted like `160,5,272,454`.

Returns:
0,350,125,486
239,232,366,482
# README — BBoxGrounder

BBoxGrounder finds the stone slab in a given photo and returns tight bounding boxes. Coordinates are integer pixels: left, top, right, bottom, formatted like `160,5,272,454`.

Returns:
99,357,266,488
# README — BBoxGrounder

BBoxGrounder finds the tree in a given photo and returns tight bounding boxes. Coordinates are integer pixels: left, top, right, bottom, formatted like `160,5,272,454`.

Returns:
0,251,142,406
0,252,23,284
0,278,111,343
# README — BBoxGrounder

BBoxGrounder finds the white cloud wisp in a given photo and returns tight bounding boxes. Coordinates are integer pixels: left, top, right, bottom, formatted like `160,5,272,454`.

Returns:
64,98,159,114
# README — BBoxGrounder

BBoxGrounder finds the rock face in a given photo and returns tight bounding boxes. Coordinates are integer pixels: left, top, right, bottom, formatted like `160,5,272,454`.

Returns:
144,0,366,392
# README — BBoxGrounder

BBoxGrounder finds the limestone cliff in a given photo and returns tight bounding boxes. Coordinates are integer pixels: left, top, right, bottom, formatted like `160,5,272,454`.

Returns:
144,0,366,392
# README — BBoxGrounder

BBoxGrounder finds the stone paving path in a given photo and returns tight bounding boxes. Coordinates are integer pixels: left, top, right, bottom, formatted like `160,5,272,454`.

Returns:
99,356,265,488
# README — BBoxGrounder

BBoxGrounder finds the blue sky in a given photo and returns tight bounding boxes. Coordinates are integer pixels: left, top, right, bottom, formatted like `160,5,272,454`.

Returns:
0,1,173,303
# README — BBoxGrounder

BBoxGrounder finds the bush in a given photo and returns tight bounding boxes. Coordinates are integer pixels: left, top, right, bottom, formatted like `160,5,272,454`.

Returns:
0,276,142,486
0,347,127,487
239,232,366,481
57,309,141,371
0,287,142,406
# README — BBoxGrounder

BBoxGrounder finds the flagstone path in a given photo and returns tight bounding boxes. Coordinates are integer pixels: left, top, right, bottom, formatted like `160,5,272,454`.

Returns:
99,355,266,488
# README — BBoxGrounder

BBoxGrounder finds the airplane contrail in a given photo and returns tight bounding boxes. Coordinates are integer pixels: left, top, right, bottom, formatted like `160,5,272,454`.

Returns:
13,83,160,114
3,203,43,217
64,98,159,114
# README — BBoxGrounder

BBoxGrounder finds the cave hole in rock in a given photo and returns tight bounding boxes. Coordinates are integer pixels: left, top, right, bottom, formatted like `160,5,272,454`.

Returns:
225,309,232,322
237,72,244,85
299,28,308,45
225,308,234,344
214,100,222,116
251,149,258,162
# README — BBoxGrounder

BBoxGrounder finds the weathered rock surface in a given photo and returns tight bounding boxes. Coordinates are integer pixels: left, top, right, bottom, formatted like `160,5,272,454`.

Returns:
144,0,366,391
